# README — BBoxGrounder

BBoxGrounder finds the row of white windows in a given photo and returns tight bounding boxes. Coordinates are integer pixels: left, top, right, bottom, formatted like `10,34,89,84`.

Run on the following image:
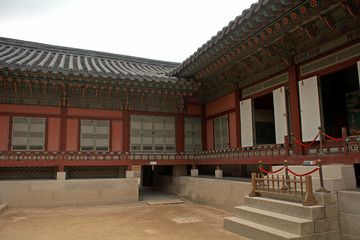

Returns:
11,115,229,152
11,117,111,151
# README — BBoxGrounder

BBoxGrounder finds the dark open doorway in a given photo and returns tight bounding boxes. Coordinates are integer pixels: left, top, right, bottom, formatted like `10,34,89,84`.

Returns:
320,65,359,138
253,93,276,145
141,165,154,187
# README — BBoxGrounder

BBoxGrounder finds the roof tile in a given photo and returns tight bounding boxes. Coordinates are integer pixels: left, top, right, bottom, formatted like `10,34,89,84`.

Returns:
0,37,180,84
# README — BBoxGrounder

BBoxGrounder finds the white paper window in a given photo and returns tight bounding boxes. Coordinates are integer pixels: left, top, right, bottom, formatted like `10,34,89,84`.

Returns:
184,117,202,152
80,120,110,151
214,115,229,150
130,115,175,152
12,117,46,151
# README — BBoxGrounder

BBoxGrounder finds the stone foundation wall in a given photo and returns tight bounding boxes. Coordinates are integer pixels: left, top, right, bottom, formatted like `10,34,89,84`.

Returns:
272,164,356,191
0,178,138,207
338,190,360,240
153,174,252,212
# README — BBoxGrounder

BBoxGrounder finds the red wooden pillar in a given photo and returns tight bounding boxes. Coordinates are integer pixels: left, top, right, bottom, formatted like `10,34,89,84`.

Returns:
0,116,10,151
59,107,66,173
235,87,241,147
59,107,67,152
288,65,303,155
122,111,130,152
58,164,64,172
175,114,185,153
201,103,207,151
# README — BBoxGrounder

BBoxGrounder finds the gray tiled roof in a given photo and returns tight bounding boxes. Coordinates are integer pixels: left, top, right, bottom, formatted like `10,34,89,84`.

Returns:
0,37,180,83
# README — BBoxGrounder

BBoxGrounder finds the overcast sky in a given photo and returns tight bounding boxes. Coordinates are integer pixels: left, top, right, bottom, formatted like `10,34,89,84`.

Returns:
0,0,255,63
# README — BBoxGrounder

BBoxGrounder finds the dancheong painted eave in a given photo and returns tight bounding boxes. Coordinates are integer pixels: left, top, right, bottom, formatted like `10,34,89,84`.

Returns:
0,37,185,84
170,0,271,77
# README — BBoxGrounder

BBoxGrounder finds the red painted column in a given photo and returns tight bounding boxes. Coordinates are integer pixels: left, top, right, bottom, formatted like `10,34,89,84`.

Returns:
59,107,67,152
122,111,130,152
175,114,185,153
58,165,64,172
0,116,9,151
201,103,207,151
288,65,303,155
235,87,241,147
58,107,66,173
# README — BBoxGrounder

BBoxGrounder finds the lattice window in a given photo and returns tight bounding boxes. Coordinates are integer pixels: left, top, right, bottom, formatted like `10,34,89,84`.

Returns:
214,115,229,150
12,117,46,151
80,120,110,151
184,117,202,152
130,115,175,152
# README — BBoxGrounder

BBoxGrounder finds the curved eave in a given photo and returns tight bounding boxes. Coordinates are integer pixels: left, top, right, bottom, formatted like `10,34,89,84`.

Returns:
170,0,270,77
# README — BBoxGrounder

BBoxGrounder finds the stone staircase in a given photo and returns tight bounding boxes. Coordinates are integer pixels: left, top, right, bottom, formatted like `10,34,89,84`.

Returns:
224,196,340,240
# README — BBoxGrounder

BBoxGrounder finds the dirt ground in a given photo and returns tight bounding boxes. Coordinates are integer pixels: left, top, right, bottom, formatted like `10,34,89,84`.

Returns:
0,201,249,240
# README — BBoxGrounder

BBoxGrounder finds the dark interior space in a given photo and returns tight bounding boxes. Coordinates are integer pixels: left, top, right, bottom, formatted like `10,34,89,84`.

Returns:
320,65,359,138
141,165,154,186
253,93,276,145
354,164,360,188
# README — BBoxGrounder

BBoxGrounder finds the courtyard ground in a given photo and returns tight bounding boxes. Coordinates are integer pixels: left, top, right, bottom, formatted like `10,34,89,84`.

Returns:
0,201,249,240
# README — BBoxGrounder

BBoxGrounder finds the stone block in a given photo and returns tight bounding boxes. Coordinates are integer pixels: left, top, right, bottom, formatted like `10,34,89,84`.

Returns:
339,212,360,238
76,190,100,203
1,181,31,193
314,217,340,233
341,234,360,240
190,169,199,177
172,165,187,176
313,230,341,240
3,191,53,207
30,181,61,192
100,189,123,202
118,192,138,203
314,192,337,206
326,204,339,218
215,169,223,179
126,170,135,178
343,177,357,190
322,164,349,178
57,172,66,180
75,180,105,191
53,191,78,205
338,191,360,215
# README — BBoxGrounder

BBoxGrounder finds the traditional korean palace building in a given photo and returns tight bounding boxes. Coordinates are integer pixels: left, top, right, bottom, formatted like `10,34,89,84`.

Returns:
0,0,359,184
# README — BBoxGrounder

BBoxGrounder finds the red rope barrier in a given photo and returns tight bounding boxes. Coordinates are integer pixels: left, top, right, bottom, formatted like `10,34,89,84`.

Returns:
353,131,360,137
322,133,343,141
259,167,284,174
294,135,318,147
322,131,360,140
286,167,319,177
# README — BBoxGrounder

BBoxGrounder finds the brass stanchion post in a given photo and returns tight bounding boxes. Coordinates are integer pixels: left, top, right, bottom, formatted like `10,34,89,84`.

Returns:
318,126,323,155
315,159,330,193
284,159,289,189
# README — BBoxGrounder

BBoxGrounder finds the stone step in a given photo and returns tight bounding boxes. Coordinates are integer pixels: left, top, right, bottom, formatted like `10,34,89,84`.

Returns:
244,196,325,220
233,206,314,235
224,216,305,240
0,204,8,215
